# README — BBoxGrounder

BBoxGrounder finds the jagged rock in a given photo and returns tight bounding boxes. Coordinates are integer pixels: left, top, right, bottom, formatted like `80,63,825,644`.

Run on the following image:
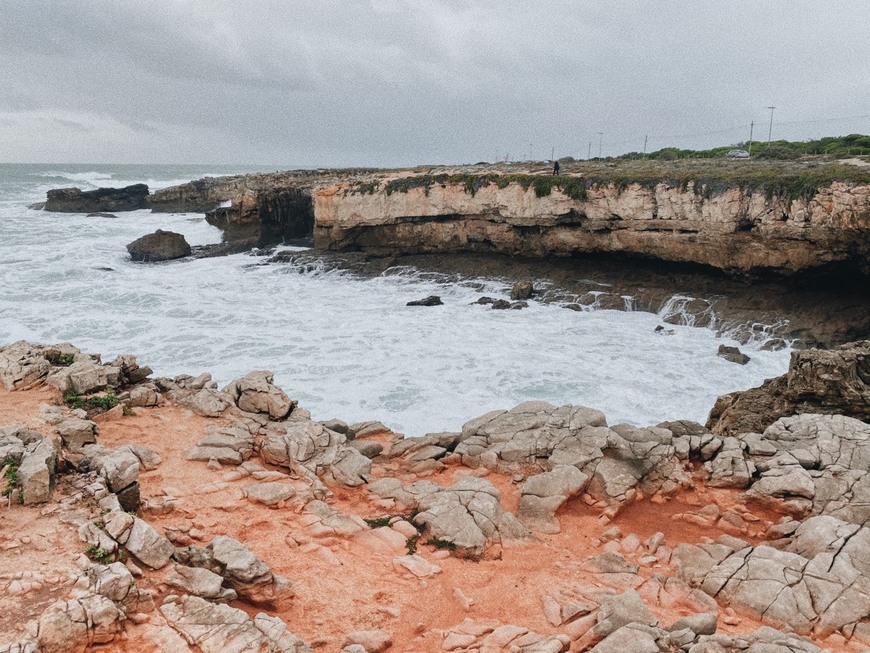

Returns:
716,345,750,365
261,419,371,488
85,561,154,614
44,184,149,212
406,295,442,306
0,341,54,389
223,371,296,420
126,230,191,262
18,437,57,504
128,383,162,407
708,340,870,436
166,565,237,602
108,354,152,384
56,417,98,452
36,594,124,652
80,445,140,494
46,359,119,395
689,627,825,653
346,440,383,459
303,500,367,536
407,477,527,556
590,625,662,653
321,418,355,439
103,511,174,569
175,536,293,606
160,595,309,653
162,374,232,417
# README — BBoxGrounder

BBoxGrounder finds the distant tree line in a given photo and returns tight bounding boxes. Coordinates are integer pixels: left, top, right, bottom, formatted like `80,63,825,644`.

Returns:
559,134,870,163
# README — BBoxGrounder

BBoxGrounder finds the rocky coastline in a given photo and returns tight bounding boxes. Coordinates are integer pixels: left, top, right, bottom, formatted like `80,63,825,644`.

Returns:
1,339,870,653
35,160,870,349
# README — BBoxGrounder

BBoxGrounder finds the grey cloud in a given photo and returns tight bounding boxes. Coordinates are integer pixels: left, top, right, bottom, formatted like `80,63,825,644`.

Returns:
1,0,868,165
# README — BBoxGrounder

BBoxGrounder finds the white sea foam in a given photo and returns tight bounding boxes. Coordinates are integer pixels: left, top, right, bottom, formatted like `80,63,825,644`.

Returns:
0,164,793,436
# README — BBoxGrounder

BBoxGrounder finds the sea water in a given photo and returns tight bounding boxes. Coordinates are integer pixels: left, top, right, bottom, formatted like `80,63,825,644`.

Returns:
0,164,792,436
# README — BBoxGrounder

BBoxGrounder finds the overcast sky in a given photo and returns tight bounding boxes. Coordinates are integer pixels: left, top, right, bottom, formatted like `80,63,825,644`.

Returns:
1,1,868,167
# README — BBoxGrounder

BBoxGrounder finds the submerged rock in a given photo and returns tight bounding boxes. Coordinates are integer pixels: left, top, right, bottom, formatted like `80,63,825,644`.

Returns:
406,295,443,306
717,344,750,365
126,229,191,262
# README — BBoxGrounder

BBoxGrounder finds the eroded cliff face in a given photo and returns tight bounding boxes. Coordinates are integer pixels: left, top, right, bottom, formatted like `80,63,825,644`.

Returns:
313,178,870,275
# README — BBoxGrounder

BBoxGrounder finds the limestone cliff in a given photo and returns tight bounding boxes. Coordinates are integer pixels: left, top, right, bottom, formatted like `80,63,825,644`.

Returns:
312,175,870,276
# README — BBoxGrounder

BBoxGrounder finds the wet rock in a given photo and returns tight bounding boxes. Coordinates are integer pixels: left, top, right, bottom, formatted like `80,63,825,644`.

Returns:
491,299,512,309
126,229,191,262
717,345,750,365
510,281,534,300
45,184,149,212
406,295,443,306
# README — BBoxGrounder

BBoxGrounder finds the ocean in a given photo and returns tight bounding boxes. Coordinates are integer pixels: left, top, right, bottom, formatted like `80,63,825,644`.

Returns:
0,163,792,435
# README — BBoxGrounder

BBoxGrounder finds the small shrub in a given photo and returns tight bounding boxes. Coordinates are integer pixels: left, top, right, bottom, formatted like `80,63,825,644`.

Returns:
85,392,121,411
2,458,21,499
63,390,84,410
425,537,457,551
84,545,114,565
405,535,420,555
363,516,394,529
47,353,75,366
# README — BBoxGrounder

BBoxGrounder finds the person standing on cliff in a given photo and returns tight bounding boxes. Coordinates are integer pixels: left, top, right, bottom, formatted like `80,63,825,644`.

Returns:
553,160,560,175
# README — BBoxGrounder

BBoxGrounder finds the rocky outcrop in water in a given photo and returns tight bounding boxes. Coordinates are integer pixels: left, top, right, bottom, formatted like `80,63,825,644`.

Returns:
126,229,191,262
708,340,870,435
44,184,149,213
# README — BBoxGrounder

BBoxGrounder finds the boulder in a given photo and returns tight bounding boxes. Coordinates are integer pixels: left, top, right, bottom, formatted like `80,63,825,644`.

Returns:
44,184,149,212
57,417,98,452
510,281,534,300
166,564,237,602
175,535,293,606
222,371,295,420
18,437,58,504
46,359,120,395
126,230,191,262
103,511,174,569
406,295,443,306
717,345,750,365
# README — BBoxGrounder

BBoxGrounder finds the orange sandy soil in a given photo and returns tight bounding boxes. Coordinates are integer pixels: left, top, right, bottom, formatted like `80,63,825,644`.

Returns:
0,386,862,652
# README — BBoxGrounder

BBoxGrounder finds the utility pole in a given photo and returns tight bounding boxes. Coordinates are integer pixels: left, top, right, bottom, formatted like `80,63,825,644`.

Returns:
766,106,776,143
748,121,754,157
597,132,603,159
643,134,648,158
587,142,592,160
529,142,533,161
551,146,555,162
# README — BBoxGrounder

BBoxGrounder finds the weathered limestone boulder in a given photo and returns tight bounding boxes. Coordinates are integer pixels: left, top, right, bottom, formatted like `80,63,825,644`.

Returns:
103,511,174,569
261,419,371,488
160,595,309,653
57,417,99,452
0,341,53,390
166,564,237,602
243,482,295,507
46,359,119,395
175,536,293,606
126,229,191,262
158,373,233,417
18,436,58,504
79,445,141,511
222,371,296,420
185,424,255,465
518,465,589,533
708,340,870,436
44,184,149,212
369,476,526,556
